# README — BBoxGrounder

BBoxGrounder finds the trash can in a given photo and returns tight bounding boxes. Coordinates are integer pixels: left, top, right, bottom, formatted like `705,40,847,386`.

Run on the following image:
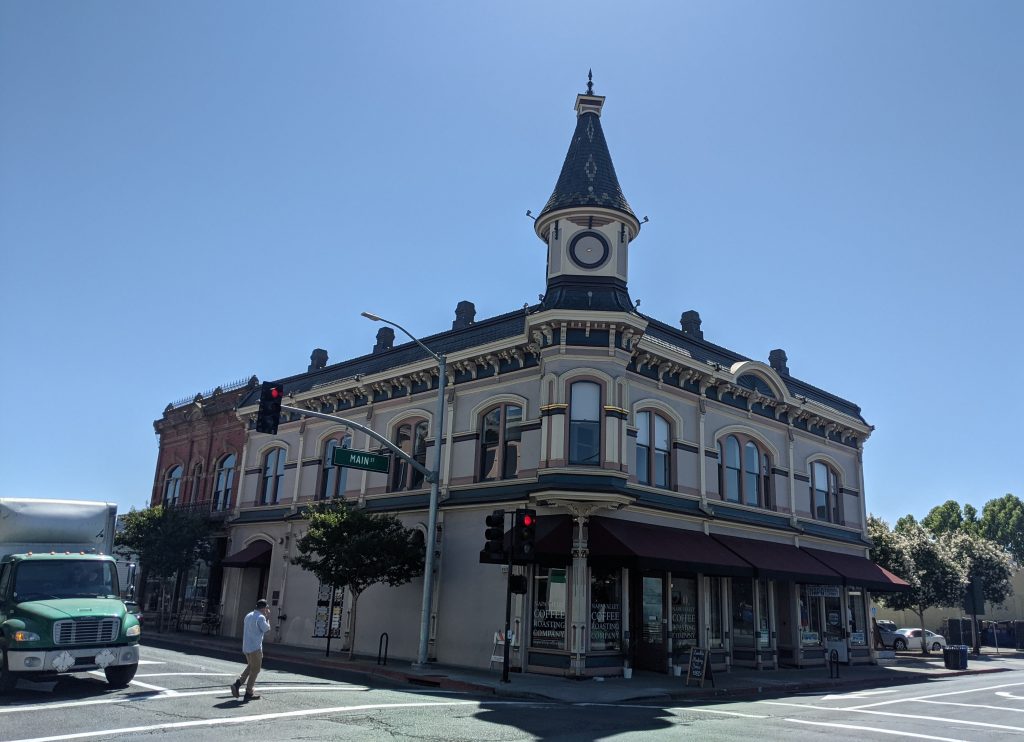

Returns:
944,645,968,670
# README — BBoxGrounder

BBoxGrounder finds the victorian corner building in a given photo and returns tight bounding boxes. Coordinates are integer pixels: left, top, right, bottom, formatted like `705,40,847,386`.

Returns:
165,84,908,677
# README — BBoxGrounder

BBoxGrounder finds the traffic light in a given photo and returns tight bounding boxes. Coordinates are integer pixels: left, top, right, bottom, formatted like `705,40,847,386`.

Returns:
512,508,537,563
255,381,285,434
480,509,506,564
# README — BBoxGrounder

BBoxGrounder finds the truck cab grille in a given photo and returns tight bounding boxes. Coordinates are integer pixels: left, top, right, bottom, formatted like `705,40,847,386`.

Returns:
53,618,119,645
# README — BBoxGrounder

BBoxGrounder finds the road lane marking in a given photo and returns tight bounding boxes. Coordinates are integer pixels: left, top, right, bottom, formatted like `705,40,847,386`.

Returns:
762,699,1024,733
3,700,479,742
133,673,235,677
784,718,967,741
0,685,368,715
136,661,164,665
820,689,900,700
848,709,1024,733
996,691,1024,700
84,672,174,694
918,699,1024,713
850,681,1024,709
672,707,768,718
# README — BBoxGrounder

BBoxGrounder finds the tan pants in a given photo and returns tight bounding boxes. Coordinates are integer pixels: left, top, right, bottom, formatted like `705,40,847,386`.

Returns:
236,650,263,694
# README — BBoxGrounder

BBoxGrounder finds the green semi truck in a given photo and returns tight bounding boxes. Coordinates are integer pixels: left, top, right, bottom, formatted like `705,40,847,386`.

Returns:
0,498,140,693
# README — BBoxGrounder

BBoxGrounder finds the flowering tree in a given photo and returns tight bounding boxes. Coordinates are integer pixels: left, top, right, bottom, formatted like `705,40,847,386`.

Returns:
868,516,966,654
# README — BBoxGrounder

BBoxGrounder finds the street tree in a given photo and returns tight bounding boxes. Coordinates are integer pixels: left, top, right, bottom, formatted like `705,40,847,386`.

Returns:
293,500,425,660
893,514,918,533
979,493,1024,565
944,531,1015,606
115,505,214,630
868,516,966,654
922,500,979,537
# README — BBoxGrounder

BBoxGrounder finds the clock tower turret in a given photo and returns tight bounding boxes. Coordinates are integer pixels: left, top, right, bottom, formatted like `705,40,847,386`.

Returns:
534,73,641,312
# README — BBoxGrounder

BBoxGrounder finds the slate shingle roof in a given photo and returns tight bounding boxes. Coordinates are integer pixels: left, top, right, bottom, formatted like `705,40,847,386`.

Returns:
538,111,637,222
642,316,865,422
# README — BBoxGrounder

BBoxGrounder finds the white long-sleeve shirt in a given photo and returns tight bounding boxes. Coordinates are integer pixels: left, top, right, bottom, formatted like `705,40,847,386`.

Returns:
242,609,271,653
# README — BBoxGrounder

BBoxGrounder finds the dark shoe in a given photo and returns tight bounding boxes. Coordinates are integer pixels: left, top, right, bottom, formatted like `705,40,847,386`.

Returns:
243,693,261,701
230,681,240,698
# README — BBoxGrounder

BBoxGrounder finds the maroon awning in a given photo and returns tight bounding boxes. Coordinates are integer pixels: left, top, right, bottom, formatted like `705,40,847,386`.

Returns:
222,540,272,568
712,534,843,584
588,517,752,576
804,548,910,592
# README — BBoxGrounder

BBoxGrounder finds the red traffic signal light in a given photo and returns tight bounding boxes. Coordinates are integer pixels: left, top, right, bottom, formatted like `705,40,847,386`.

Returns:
256,381,285,434
512,508,537,563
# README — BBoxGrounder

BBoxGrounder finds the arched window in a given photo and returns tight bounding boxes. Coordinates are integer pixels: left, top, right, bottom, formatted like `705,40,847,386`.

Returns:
635,410,671,488
391,419,428,491
480,403,523,481
260,447,286,505
163,465,182,507
811,461,840,523
190,464,203,504
719,436,741,503
321,433,353,500
569,381,601,465
718,434,772,508
213,454,236,511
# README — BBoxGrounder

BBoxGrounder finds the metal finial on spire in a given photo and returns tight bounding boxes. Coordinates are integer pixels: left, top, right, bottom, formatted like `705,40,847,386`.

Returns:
586,69,594,95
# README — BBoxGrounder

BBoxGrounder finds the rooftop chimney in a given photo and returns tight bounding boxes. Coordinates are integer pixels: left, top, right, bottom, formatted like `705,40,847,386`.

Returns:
373,327,395,354
452,300,476,330
680,310,703,340
769,349,790,376
308,348,328,372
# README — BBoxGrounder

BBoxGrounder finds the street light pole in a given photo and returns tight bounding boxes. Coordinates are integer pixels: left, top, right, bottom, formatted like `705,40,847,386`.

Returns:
362,311,446,668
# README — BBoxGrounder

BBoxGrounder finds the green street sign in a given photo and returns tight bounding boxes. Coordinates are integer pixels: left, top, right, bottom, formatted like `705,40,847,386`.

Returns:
332,447,391,473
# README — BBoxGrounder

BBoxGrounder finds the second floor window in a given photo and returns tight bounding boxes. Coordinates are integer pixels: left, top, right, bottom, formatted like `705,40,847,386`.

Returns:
636,411,670,487
163,465,182,507
718,435,772,508
261,447,286,505
569,381,601,465
321,433,353,500
212,454,236,511
391,420,428,491
480,403,523,481
811,461,841,523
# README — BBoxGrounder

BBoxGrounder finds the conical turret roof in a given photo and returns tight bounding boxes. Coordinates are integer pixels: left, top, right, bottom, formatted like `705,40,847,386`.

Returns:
538,83,637,223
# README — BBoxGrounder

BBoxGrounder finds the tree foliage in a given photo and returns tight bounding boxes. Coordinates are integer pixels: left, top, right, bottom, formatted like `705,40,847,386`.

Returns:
921,499,979,537
945,531,1015,605
115,506,214,582
978,493,1024,565
868,515,966,653
292,500,424,659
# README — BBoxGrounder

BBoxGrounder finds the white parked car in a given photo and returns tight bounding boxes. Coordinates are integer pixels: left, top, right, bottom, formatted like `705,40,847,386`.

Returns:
893,628,946,651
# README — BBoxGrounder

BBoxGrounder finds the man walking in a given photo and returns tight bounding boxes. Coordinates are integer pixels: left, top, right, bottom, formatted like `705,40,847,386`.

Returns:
230,598,272,701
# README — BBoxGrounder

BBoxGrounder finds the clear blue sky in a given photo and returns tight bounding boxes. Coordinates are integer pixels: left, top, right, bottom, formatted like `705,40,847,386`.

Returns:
2,2,1021,525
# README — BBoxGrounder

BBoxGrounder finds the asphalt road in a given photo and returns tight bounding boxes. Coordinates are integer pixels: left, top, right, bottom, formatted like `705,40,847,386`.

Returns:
0,646,1022,741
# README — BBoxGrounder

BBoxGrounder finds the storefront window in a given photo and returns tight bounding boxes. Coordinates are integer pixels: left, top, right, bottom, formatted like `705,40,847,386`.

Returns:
848,590,867,646
824,593,844,641
731,578,755,647
590,567,621,651
532,567,568,649
799,585,823,646
671,577,697,650
707,576,724,648
756,577,770,648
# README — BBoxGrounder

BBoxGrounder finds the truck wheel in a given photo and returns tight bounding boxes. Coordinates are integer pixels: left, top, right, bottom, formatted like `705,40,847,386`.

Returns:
104,663,138,688
0,651,19,693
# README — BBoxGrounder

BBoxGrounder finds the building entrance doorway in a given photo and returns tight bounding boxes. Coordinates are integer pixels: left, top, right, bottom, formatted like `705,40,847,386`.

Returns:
632,572,666,672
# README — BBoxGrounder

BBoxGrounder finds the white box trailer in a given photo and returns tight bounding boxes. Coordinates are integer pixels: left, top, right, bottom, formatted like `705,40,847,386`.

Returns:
0,498,117,558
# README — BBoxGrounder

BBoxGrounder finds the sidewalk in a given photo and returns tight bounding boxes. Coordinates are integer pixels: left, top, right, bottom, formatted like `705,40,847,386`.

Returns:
141,631,1022,704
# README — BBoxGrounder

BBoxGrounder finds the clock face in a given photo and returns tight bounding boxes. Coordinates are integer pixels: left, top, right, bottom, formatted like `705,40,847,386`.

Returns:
568,231,610,269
